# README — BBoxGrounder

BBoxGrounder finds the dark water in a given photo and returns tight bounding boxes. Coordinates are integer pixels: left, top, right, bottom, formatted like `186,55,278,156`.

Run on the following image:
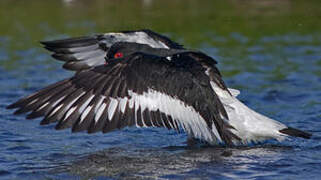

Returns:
1,0,321,179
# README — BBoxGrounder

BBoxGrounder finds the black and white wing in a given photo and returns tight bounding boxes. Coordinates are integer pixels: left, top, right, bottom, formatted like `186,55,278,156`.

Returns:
7,52,238,145
41,29,183,72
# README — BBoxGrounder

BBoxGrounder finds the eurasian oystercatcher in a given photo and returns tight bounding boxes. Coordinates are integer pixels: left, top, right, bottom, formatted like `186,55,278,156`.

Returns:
7,29,311,146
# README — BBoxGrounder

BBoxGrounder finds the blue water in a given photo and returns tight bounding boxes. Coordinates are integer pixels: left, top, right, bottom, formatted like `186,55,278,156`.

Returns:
1,16,321,179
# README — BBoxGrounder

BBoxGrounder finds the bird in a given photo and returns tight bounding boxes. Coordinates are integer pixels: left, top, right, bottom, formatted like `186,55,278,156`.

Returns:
6,29,311,146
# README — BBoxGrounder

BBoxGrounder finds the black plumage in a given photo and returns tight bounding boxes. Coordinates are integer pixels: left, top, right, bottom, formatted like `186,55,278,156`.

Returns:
7,47,239,145
135,107,144,127
279,127,311,139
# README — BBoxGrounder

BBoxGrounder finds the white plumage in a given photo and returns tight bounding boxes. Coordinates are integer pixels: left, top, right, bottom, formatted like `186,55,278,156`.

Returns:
211,82,288,144
106,32,170,49
127,89,217,143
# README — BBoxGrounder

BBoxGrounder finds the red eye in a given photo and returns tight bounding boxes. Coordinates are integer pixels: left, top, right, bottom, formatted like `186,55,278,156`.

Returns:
114,52,123,58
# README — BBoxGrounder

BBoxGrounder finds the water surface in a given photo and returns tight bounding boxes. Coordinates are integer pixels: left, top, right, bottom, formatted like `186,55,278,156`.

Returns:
1,0,320,179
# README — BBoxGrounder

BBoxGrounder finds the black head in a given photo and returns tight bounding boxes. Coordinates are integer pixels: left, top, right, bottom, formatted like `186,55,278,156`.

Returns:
106,42,154,60
105,42,187,62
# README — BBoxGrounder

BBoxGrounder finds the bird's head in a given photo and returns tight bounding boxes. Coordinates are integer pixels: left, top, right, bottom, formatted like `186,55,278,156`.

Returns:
105,42,152,60
105,42,186,63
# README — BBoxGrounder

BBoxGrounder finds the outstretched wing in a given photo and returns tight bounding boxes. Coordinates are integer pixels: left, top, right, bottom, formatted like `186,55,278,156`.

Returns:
41,29,183,72
7,52,238,145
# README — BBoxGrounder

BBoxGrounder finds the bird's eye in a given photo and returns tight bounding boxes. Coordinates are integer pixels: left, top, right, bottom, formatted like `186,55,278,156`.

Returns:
114,52,123,58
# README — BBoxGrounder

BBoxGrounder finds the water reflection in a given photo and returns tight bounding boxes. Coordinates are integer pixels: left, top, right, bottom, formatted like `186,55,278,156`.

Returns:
61,145,289,179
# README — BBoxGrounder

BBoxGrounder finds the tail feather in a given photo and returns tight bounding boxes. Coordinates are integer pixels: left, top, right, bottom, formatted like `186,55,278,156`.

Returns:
279,127,312,139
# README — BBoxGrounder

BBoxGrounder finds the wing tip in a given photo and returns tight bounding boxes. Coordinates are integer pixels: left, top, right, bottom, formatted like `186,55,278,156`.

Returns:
6,103,17,109
40,40,49,46
279,127,312,139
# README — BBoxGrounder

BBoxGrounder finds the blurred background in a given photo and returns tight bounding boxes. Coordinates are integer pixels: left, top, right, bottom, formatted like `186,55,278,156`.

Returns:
0,0,320,179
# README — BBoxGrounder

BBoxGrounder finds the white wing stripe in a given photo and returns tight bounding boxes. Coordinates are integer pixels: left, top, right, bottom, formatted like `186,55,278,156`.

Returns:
62,92,86,121
108,98,118,120
133,99,139,127
49,104,63,117
128,98,134,109
51,95,66,107
64,106,77,121
47,95,67,117
94,96,105,113
95,102,106,123
28,98,38,106
211,123,222,142
80,105,93,123
78,94,95,113
119,97,127,113
140,109,147,127
127,89,216,142
61,89,218,143
37,102,49,111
